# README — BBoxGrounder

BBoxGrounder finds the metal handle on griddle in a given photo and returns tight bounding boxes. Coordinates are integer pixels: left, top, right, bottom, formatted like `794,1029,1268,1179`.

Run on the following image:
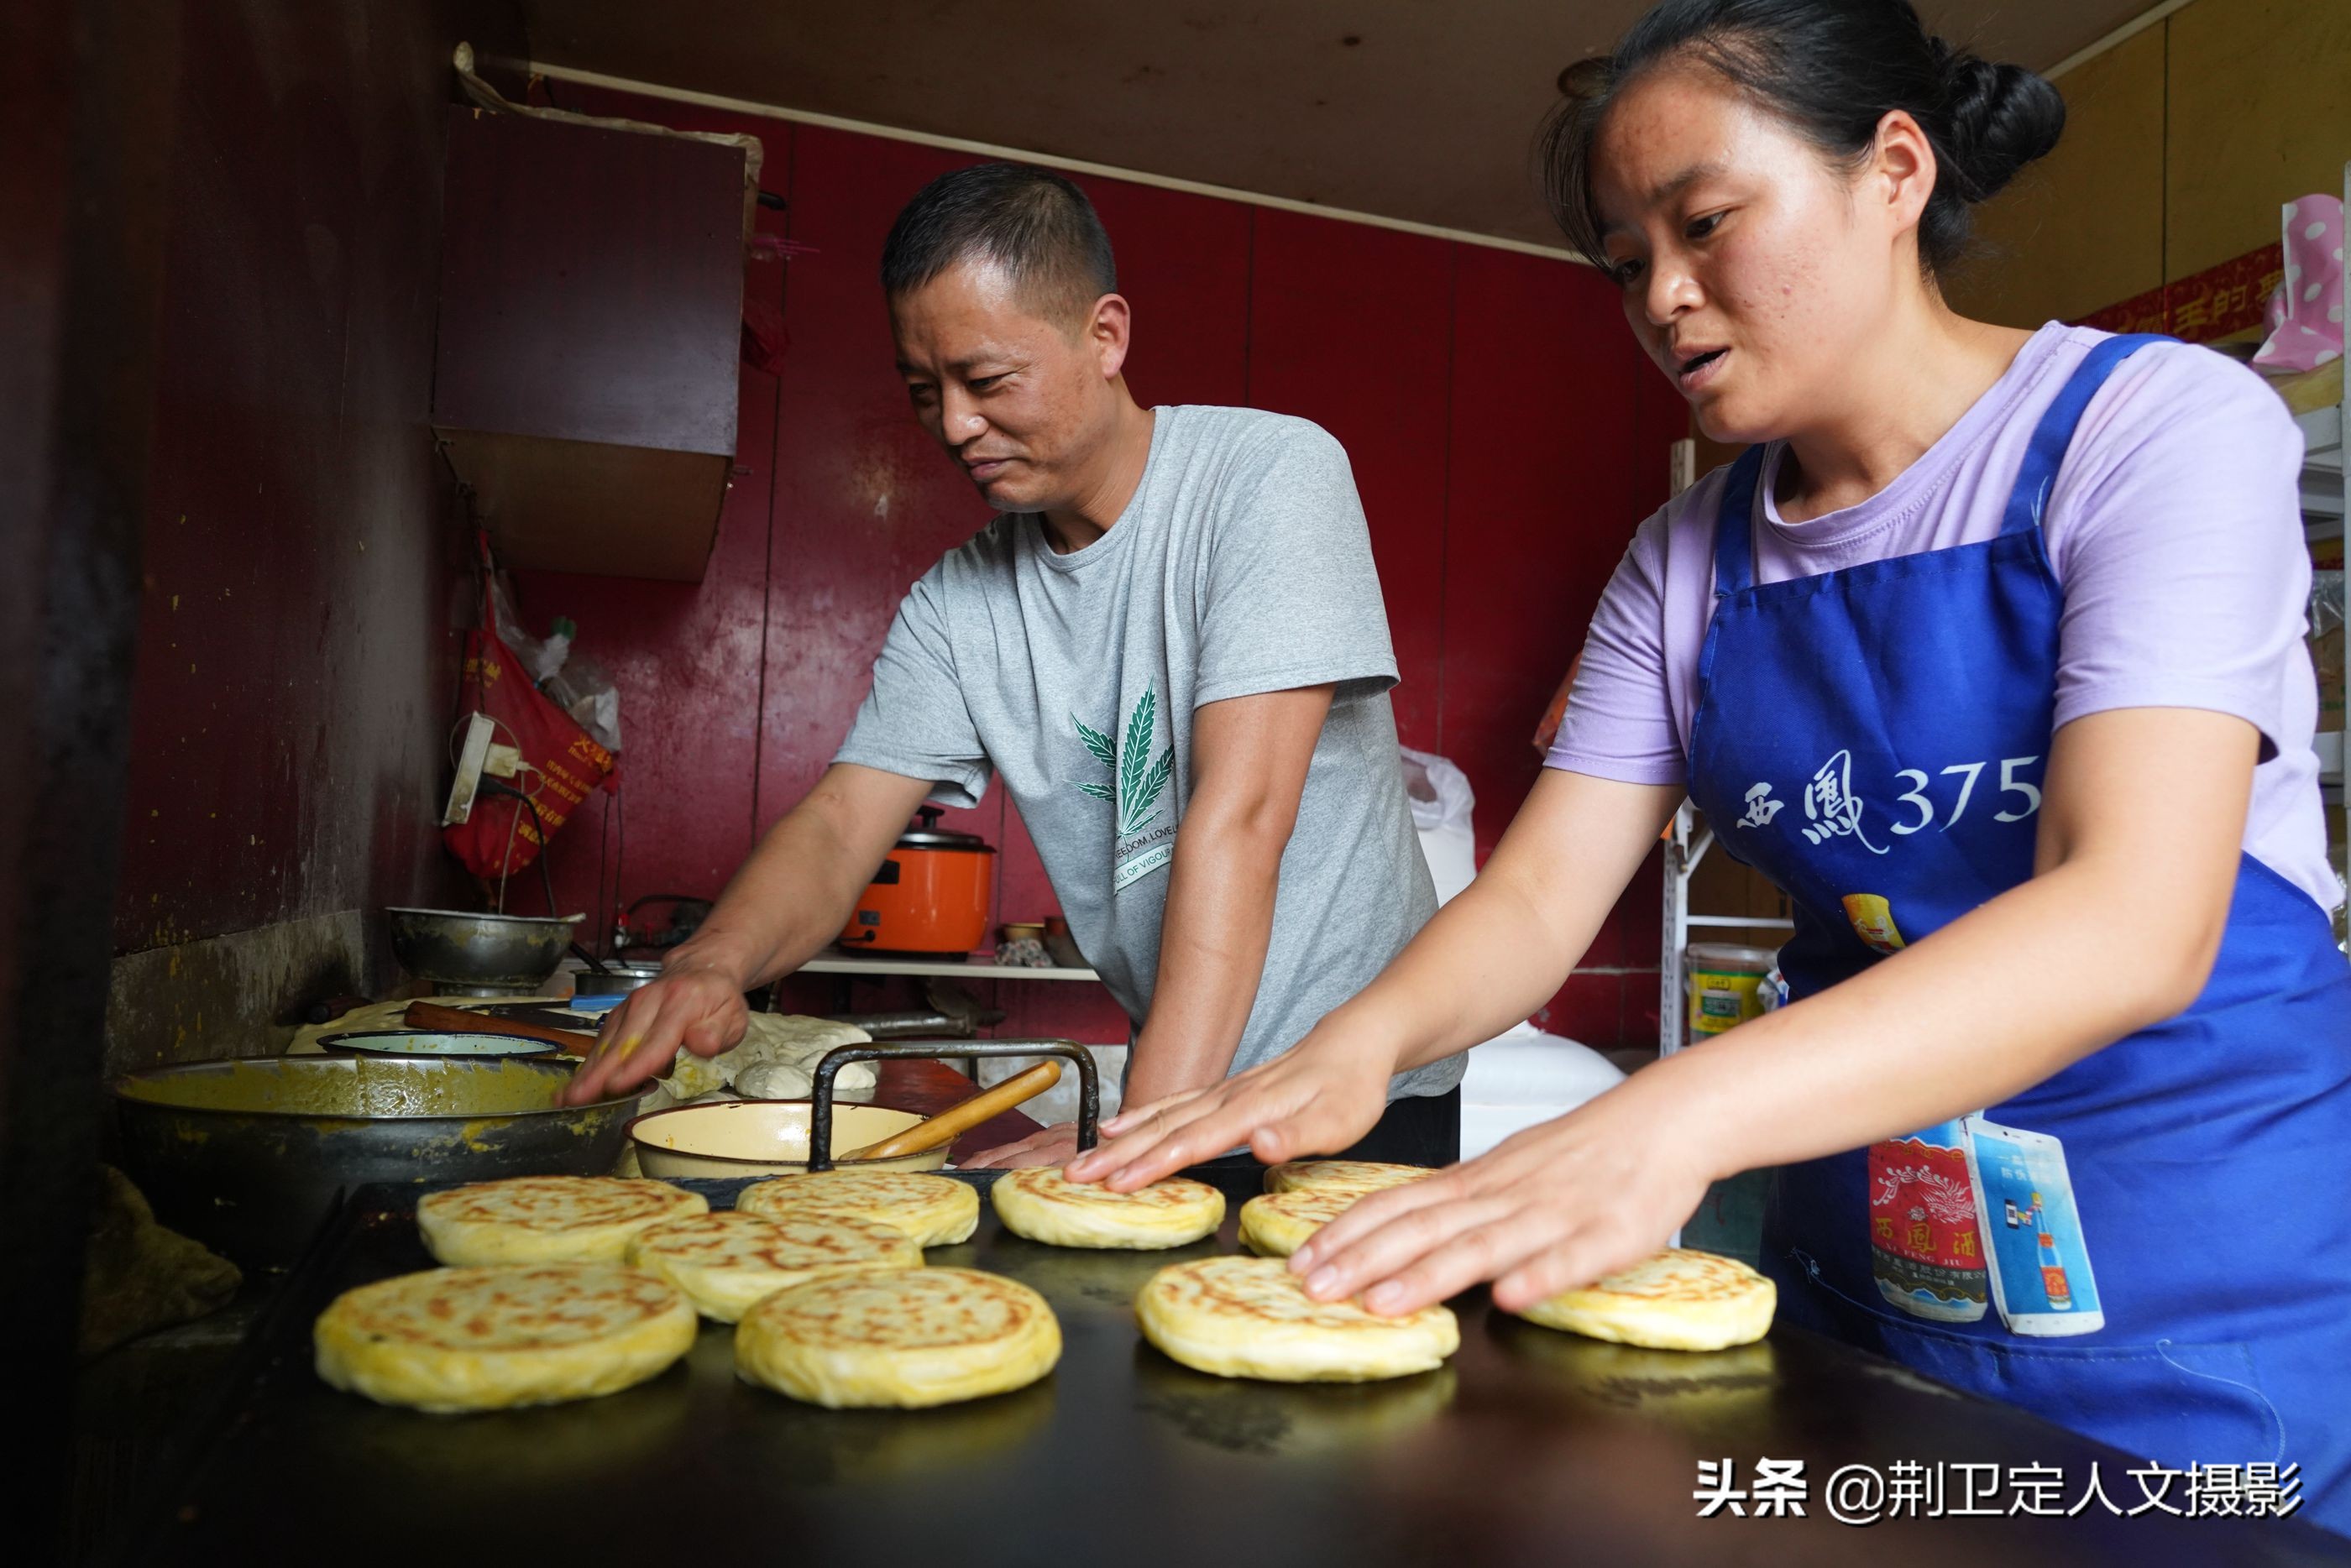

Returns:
805,1039,1099,1172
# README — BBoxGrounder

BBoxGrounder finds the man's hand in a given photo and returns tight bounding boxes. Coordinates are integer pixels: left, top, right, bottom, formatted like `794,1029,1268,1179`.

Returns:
1064,1030,1391,1189
960,1121,1081,1170
561,963,750,1105
558,764,934,1108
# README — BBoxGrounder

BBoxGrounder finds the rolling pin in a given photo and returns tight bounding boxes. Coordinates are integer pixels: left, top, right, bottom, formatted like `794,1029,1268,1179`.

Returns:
402,1000,597,1057
839,1060,1064,1161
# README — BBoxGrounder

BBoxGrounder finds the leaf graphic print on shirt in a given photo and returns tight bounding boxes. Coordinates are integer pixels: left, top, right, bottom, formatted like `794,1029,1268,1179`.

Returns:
1073,716,1118,803
1072,689,1175,838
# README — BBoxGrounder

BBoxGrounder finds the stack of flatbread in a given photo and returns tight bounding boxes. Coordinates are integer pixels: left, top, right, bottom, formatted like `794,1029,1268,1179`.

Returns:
626,1210,921,1321
1238,1188,1360,1257
418,1176,707,1266
322,1135,1769,1419
1137,1255,1457,1382
1507,1247,1775,1351
992,1168,1224,1250
1241,1160,1435,1255
1265,1160,1436,1197
739,1170,980,1247
315,1262,697,1412
736,1266,1060,1408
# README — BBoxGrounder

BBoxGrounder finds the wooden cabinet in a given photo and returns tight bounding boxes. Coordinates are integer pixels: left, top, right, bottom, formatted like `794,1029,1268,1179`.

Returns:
432,107,748,581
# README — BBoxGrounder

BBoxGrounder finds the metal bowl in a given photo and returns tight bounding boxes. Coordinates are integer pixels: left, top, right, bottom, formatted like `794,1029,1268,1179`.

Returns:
626,1099,947,1179
385,907,583,997
109,1055,633,1265
315,1029,560,1059
563,959,663,1003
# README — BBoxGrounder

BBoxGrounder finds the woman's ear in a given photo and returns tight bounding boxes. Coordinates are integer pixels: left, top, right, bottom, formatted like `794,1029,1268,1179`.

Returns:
1867,108,1939,238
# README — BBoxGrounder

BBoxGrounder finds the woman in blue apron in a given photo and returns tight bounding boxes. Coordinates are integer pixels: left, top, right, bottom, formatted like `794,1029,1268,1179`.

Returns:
1071,0,2351,1533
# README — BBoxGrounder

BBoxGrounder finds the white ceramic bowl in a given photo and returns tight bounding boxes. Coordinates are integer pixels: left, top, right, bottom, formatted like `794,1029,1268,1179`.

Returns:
626,1099,950,1179
316,1029,559,1059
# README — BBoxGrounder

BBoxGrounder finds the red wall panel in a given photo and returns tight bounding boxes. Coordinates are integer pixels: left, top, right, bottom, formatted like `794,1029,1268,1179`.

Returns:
1443,247,1668,1029
759,126,1002,921
1081,180,1254,413
508,361,779,929
113,0,524,956
506,83,797,938
1443,246,1647,859
1245,211,1453,750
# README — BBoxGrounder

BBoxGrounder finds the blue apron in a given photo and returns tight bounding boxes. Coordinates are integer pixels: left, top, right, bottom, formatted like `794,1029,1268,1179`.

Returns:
1684,334,2351,1531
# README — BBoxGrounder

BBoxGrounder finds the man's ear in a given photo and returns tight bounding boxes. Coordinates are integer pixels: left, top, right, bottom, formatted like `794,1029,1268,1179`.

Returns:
1088,293,1133,381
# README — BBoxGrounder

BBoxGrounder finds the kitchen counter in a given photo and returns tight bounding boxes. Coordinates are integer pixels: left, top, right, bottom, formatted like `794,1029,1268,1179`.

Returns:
118,1168,2351,1567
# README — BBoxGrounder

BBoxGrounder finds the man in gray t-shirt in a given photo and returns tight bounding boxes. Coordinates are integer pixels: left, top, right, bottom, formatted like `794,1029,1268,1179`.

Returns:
564,163,1460,1165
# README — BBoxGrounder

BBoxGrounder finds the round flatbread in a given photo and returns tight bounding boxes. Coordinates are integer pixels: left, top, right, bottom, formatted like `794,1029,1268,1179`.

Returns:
991,1168,1225,1250
417,1176,707,1266
314,1263,696,1412
1136,1255,1458,1383
624,1210,922,1322
736,1171,978,1248
1511,1247,1776,1351
1265,1160,1436,1197
1238,1188,1360,1257
735,1266,1060,1408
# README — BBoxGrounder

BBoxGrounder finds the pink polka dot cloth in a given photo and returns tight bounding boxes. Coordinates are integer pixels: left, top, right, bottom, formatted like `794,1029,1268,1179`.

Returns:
2254,194,2344,374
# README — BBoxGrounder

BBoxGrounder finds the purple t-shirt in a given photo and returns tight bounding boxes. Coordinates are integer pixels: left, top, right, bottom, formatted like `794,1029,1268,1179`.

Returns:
1549,324,2338,913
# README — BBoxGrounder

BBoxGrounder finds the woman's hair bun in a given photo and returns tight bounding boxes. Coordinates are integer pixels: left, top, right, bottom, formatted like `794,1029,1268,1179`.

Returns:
1556,55,1613,104
1936,46,2066,202
1539,0,2069,280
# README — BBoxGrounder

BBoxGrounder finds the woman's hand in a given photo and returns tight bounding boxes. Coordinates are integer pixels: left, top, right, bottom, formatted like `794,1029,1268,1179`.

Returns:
1288,1082,1715,1317
560,960,751,1105
1062,1029,1395,1191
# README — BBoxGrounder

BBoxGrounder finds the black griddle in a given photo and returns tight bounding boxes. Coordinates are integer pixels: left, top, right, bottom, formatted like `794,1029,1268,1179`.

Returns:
129,1168,2351,1567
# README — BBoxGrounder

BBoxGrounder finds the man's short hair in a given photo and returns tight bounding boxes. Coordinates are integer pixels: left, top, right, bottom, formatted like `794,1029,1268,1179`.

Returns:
880,162,1117,327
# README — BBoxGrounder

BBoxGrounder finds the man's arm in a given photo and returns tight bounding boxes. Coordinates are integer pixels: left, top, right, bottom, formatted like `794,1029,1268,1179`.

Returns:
959,683,1333,1165
561,764,932,1104
1128,683,1335,1100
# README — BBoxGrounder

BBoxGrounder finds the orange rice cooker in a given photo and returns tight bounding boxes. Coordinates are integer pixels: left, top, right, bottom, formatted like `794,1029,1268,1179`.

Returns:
837,808,997,954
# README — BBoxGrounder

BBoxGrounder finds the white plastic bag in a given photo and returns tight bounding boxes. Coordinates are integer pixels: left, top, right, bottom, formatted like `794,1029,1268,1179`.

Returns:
1399,746,1477,905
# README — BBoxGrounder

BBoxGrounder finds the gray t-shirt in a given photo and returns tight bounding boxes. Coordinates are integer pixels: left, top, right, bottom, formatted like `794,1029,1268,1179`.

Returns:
835,405,1460,1101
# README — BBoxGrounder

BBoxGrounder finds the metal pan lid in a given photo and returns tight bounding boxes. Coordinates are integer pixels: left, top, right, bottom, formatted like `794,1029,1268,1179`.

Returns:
896,807,992,851
896,828,992,849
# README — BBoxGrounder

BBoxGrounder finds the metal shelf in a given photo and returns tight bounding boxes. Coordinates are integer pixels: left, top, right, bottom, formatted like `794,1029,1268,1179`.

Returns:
1658,802,1795,1061
2297,153,2350,931
1657,442,1795,1061
2297,401,2342,519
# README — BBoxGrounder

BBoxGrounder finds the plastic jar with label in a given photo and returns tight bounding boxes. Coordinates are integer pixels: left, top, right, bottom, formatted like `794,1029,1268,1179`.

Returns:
1685,943,1777,1043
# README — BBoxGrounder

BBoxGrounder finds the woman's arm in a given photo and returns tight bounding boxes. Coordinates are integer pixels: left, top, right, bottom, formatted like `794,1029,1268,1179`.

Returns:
1065,768,1683,1185
1287,705,2259,1315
